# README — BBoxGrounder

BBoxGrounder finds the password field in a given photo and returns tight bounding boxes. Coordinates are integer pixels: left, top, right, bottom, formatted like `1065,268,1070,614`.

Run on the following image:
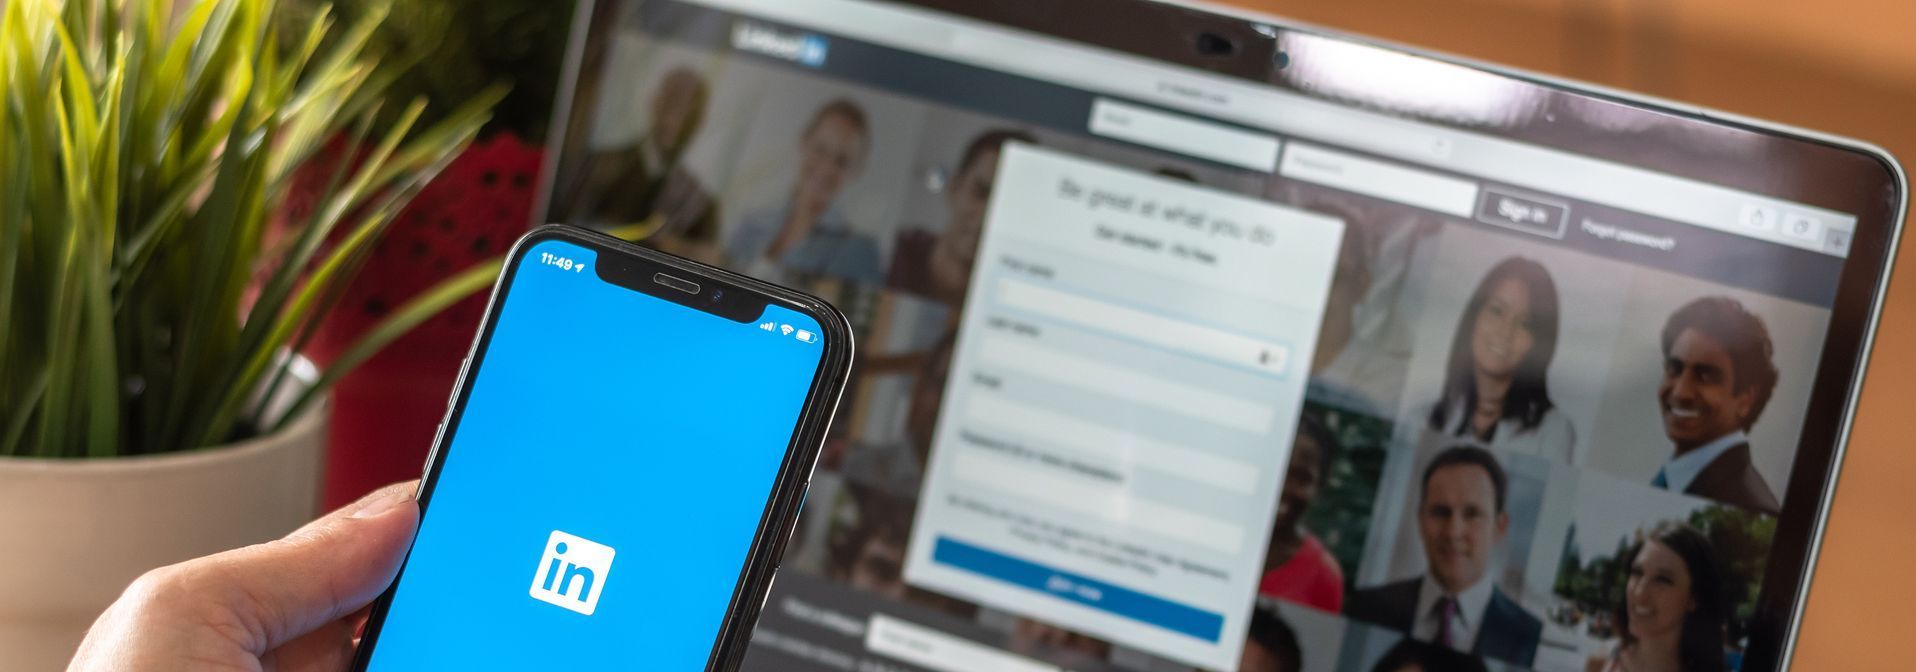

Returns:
948,449,1248,554
964,393,1259,494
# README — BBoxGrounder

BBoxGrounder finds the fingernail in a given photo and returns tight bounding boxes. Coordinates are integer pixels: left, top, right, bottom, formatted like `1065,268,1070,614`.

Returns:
349,487,415,519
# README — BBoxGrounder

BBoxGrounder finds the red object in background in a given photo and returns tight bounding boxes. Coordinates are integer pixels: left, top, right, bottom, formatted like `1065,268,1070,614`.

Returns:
297,133,546,508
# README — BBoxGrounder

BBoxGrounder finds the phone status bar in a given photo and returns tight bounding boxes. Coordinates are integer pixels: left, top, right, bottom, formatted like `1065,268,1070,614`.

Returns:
756,319,818,344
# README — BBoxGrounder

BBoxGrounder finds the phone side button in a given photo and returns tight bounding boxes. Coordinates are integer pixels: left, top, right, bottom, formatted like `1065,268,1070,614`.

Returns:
419,423,447,483
785,484,811,549
445,357,471,414
760,569,778,615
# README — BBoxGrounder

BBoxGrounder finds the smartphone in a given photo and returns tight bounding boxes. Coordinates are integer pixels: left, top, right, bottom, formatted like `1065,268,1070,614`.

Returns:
349,225,853,670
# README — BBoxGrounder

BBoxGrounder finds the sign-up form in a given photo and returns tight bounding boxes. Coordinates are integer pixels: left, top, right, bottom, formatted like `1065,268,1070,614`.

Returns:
902,143,1344,669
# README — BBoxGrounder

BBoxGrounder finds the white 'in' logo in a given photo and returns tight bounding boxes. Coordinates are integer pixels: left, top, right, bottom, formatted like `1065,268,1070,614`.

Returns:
528,530,615,615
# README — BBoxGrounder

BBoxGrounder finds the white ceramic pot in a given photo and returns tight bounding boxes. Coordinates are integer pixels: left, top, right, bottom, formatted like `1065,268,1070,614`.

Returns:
0,401,327,671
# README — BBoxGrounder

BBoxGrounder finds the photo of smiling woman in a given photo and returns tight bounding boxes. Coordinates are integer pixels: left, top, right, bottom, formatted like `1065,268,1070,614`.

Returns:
1586,523,1728,672
1425,256,1577,464
1258,413,1346,612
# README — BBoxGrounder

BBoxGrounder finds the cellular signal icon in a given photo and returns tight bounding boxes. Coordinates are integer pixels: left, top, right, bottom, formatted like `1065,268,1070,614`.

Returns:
780,324,795,336
759,321,777,332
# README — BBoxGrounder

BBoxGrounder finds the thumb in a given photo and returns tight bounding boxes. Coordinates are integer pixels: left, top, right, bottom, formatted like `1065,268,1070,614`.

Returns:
182,481,420,654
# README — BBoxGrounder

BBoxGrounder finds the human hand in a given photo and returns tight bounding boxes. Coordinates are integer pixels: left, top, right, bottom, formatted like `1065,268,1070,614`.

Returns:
69,481,421,672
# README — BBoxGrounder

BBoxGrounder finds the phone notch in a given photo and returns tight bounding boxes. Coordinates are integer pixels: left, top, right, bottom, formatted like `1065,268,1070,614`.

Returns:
596,249,766,323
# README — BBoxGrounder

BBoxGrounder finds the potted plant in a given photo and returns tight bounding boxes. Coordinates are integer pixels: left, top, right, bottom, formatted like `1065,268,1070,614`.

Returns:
274,0,577,508
0,0,501,667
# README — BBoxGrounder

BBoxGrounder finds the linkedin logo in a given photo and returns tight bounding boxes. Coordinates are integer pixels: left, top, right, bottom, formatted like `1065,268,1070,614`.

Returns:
731,22,828,68
529,530,616,615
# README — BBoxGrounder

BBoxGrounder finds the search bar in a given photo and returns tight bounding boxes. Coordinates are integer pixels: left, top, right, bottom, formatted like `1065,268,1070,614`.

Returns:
1279,142,1480,217
1088,98,1281,172
997,278,1290,378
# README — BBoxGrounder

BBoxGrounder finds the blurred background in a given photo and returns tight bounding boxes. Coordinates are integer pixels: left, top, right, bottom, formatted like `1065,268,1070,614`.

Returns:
1215,0,1913,667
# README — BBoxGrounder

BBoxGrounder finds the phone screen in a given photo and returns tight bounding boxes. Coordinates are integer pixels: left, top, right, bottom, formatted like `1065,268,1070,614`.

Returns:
361,238,829,669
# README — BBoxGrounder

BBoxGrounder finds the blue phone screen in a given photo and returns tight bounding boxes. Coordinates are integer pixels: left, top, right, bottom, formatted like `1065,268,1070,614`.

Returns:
364,239,827,669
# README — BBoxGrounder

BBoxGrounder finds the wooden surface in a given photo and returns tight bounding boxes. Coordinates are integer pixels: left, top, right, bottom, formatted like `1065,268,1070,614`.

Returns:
1217,0,1912,667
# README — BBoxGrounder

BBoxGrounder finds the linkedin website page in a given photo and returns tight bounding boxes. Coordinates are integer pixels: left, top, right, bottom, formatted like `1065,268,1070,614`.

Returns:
552,1,1859,670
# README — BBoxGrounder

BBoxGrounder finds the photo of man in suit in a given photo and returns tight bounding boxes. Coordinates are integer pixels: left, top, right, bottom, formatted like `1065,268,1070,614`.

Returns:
1346,446,1543,667
1650,296,1782,515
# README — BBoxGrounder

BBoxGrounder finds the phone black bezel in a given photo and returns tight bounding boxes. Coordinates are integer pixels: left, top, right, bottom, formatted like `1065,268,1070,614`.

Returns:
347,224,854,671
532,1,1905,668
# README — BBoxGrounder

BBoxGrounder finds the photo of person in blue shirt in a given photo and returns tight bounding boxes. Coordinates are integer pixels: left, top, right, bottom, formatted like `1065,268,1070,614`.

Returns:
725,98,884,284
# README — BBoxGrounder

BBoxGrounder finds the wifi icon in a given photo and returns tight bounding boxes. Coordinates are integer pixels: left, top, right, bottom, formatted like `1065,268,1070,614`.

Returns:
780,324,795,336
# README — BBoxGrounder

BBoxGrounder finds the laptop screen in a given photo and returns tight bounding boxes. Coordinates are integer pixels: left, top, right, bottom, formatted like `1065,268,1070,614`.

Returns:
541,1,1886,670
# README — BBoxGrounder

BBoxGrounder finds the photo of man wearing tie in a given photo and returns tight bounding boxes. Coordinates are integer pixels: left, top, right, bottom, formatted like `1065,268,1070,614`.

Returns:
1345,446,1543,667
1649,296,1782,515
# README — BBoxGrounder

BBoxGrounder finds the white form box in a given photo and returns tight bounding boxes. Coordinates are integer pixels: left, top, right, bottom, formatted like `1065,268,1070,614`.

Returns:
902,143,1343,670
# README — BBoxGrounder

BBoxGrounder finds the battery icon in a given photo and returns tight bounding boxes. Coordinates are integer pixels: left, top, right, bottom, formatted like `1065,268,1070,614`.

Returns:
795,329,816,343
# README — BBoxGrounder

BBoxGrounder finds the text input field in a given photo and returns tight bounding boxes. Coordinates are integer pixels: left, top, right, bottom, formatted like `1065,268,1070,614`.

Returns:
964,393,1258,495
997,278,1290,378
1279,142,1480,217
1088,98,1281,172
974,334,1275,435
866,614,1061,672
948,449,1248,554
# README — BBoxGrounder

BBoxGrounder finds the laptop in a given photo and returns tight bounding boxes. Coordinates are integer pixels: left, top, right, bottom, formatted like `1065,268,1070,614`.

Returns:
535,1,1907,670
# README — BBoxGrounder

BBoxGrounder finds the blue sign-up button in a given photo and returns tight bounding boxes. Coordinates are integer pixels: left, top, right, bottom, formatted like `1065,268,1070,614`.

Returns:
932,537,1224,642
